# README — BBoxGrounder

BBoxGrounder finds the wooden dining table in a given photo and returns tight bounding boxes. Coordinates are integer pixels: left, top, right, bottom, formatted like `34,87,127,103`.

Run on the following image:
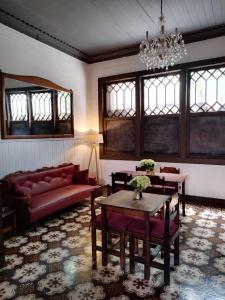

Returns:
120,170,187,216
99,190,171,279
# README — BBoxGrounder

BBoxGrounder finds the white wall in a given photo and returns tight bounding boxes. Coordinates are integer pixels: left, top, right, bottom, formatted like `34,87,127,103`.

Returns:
0,23,91,177
88,36,225,199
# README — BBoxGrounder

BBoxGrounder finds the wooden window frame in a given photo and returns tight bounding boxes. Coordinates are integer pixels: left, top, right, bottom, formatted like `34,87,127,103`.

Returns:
0,72,74,139
98,56,225,165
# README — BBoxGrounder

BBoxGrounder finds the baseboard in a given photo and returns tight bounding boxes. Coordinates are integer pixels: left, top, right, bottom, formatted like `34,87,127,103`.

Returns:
186,195,225,208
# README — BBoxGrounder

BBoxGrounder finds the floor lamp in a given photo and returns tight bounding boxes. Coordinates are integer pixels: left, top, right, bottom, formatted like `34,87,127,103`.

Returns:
84,133,103,184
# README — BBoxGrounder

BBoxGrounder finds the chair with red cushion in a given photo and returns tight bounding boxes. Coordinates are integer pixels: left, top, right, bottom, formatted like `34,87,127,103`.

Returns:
91,185,133,270
127,196,180,284
111,172,132,194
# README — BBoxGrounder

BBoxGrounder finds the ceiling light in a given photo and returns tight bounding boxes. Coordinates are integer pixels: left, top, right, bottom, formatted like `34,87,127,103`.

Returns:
139,0,187,70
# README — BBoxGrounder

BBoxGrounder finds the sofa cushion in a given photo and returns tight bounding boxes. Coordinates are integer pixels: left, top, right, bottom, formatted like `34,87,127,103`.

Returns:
10,164,75,197
74,169,89,184
29,184,96,222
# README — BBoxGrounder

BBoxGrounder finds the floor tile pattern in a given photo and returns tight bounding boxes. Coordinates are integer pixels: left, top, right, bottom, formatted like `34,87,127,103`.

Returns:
0,201,225,299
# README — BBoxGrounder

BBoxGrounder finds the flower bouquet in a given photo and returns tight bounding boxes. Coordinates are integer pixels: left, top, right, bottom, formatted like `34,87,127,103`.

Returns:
139,159,156,174
129,175,150,200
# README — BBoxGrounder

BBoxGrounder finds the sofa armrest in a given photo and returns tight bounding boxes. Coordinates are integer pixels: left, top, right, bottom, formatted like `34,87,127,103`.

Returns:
88,177,97,186
7,194,32,207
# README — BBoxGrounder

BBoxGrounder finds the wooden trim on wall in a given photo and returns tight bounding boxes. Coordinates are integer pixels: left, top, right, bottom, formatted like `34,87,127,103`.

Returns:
186,195,225,208
1,6,225,64
99,56,225,165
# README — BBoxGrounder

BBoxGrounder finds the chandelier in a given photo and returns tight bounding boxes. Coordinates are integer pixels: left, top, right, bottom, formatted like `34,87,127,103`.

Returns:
139,0,187,70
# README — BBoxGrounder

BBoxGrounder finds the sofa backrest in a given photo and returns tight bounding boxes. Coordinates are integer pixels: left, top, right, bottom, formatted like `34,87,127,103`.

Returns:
6,164,79,197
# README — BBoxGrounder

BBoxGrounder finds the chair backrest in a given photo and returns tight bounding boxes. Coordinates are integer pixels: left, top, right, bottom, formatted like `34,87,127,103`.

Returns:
160,167,180,174
111,172,132,194
91,185,111,222
164,196,180,239
135,166,146,171
146,175,165,194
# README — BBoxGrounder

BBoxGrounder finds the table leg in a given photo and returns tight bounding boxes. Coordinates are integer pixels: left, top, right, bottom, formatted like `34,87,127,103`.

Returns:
102,205,108,266
182,181,186,216
144,212,150,280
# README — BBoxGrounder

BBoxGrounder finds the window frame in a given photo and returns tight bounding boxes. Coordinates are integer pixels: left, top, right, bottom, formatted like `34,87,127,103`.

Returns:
0,72,74,139
99,56,225,165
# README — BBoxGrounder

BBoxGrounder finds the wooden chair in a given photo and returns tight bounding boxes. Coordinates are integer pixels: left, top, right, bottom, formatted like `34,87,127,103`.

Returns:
160,166,180,193
91,185,133,270
146,175,176,196
111,172,132,194
127,196,180,284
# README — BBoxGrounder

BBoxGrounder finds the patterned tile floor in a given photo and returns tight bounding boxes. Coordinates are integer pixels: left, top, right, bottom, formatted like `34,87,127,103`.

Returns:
0,201,225,300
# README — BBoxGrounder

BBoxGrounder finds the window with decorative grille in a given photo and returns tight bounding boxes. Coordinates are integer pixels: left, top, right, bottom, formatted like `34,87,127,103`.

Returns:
144,74,180,115
31,91,52,121
9,92,28,121
106,81,136,117
57,91,71,120
190,67,225,113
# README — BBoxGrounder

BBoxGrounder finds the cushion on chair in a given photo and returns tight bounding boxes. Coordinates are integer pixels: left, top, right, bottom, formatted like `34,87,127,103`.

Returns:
127,216,178,239
95,212,133,232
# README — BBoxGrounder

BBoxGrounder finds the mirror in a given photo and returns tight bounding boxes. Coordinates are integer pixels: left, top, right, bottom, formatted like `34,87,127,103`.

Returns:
0,72,73,139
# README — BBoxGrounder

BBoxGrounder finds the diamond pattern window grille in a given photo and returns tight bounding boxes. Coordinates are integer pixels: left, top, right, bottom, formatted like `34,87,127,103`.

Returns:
190,67,225,113
106,81,136,117
144,74,180,115
57,91,71,120
31,92,52,121
9,93,28,121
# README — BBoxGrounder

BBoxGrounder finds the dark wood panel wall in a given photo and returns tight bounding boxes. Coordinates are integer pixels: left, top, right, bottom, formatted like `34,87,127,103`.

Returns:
98,56,225,165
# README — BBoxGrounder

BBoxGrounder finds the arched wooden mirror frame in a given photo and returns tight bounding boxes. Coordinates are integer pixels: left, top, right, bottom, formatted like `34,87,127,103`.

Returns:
0,72,74,139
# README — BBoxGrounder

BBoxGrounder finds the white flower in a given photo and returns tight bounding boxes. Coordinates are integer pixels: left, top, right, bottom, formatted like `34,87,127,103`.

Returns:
129,175,150,191
4,236,28,248
181,249,209,266
40,247,69,263
214,257,225,273
0,281,17,299
173,264,205,285
19,242,47,255
160,283,199,300
26,226,47,237
45,218,64,227
38,272,73,295
13,262,46,283
62,236,86,248
60,211,79,219
64,255,90,273
123,273,155,297
5,254,23,270
210,275,225,295
195,219,217,228
60,222,81,232
110,296,130,300
42,231,66,242
185,237,212,250
217,243,225,255
92,264,123,284
191,227,215,238
68,282,105,300
139,159,156,169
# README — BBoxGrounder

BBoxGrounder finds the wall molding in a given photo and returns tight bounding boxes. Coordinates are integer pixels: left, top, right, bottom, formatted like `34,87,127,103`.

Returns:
1,7,225,64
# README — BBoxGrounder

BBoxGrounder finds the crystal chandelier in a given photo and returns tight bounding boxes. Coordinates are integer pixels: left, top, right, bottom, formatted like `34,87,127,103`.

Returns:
139,0,187,70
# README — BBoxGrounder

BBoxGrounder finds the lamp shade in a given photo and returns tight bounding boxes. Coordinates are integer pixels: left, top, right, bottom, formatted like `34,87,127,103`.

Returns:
83,133,103,144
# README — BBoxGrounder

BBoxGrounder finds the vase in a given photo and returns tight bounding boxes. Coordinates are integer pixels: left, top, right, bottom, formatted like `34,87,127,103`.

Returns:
134,190,143,200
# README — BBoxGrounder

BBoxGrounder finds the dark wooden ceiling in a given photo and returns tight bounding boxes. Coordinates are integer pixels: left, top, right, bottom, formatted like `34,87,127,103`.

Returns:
0,0,225,63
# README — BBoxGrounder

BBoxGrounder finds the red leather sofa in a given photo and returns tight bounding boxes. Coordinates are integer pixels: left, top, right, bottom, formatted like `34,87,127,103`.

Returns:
4,163,97,226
